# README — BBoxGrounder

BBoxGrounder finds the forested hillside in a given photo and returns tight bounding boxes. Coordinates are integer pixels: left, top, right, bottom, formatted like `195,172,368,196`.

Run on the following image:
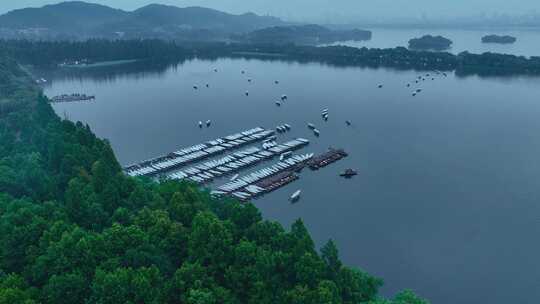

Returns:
2,39,540,76
0,55,427,303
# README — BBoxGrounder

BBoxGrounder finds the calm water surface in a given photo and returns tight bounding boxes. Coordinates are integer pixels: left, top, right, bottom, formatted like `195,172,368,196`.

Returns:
325,28,540,57
42,57,540,304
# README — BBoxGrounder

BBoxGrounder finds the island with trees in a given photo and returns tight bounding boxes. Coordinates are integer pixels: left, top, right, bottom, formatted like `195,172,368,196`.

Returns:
238,24,372,45
0,50,431,303
481,35,517,44
408,35,453,51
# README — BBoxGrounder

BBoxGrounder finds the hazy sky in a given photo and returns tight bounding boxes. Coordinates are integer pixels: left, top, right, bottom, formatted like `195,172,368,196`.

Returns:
2,0,540,22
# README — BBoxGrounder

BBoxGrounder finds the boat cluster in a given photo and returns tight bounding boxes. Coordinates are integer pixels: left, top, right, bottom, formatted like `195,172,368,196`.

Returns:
407,70,448,96
321,109,329,121
198,120,212,128
307,123,321,137
276,124,291,133
51,93,95,103
215,153,315,199
124,127,273,177
166,138,309,184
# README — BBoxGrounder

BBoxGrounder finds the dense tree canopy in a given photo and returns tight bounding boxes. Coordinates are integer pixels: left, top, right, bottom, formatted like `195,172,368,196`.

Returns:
0,53,428,303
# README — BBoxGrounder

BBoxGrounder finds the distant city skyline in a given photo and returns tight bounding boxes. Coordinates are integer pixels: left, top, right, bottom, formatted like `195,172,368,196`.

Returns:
1,0,539,24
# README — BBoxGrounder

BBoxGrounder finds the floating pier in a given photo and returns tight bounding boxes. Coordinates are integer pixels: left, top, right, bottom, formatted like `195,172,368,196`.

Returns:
307,148,348,170
166,138,310,184
215,153,314,201
214,148,348,201
51,93,95,103
124,127,275,177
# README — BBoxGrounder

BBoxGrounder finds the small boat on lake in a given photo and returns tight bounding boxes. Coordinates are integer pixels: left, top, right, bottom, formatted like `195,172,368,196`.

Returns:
198,121,203,128
230,174,239,181
340,169,358,178
290,190,301,202
308,123,316,129
346,120,352,126
206,120,211,127
313,129,320,136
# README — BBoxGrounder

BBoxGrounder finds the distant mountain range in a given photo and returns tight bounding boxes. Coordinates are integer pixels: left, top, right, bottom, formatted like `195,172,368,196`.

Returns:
0,1,286,40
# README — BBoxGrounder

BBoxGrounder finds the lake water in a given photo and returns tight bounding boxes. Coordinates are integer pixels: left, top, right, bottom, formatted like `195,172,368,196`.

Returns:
41,55,540,304
324,28,540,57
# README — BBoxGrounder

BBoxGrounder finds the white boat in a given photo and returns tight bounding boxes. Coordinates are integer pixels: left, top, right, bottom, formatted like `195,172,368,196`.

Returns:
280,151,293,161
230,174,239,181
193,85,198,89
206,120,211,127
198,121,203,128
245,91,249,96
276,101,281,106
308,123,316,129
313,129,320,136
290,190,301,202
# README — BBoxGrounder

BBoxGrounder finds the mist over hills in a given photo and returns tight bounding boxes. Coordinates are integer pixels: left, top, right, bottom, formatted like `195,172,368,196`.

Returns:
0,1,287,40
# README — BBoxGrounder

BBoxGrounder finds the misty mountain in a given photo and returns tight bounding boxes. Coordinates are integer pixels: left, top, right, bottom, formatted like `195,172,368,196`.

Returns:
122,4,283,32
0,1,128,33
0,1,286,40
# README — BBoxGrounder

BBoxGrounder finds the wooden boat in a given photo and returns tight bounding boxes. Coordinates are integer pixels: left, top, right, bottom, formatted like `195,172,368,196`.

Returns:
340,169,358,178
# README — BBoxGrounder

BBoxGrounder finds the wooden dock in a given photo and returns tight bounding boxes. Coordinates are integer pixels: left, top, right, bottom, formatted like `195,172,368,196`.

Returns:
51,94,95,103
307,148,348,170
214,148,349,202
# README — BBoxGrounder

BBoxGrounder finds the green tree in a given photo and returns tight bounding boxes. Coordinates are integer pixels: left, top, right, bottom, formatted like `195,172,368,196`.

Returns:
89,267,163,304
41,273,89,304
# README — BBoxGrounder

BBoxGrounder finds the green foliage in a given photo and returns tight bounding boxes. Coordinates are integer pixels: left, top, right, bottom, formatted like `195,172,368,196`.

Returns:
368,290,429,304
0,52,428,303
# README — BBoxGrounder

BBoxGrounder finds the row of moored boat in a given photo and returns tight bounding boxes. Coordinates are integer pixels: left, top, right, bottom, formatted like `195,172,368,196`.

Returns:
124,127,273,177
166,138,309,184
